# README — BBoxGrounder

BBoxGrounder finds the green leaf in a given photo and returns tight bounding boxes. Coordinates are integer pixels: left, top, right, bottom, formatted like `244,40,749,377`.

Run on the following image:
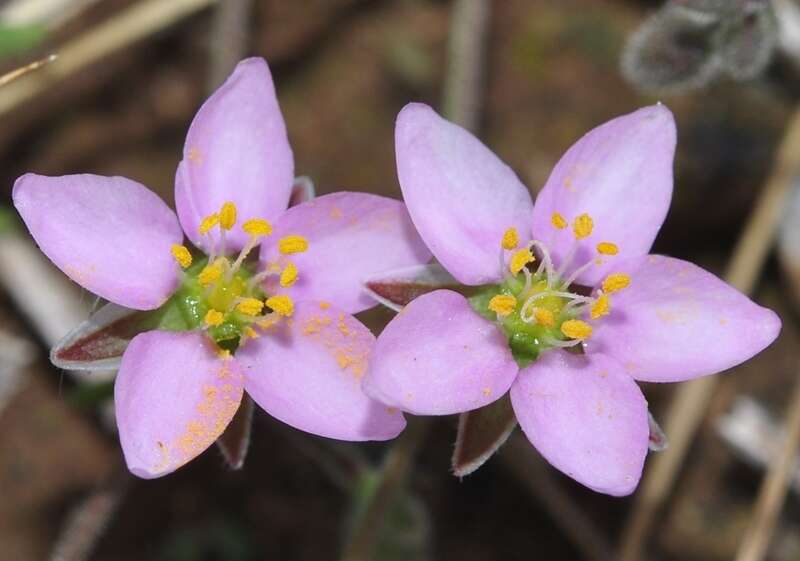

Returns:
0,25,47,60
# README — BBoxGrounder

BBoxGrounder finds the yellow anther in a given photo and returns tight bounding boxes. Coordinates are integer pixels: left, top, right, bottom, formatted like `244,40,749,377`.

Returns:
509,248,534,275
533,308,555,327
266,294,294,317
242,218,272,237
171,244,192,268
573,213,594,239
590,294,611,320
236,298,264,316
501,227,519,250
561,319,593,340
280,262,298,288
243,326,260,340
488,294,517,317
219,202,237,230
596,242,618,255
278,235,309,255
602,273,631,294
199,213,219,235
198,262,223,286
551,212,567,230
204,309,224,327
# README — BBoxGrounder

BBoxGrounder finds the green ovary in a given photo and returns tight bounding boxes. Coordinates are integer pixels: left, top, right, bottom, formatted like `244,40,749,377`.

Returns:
469,276,575,367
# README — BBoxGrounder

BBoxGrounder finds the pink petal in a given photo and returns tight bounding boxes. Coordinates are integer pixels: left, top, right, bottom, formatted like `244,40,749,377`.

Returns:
115,330,245,478
530,105,676,286
236,301,405,441
175,57,293,252
587,255,781,383
510,350,649,496
362,289,519,415
13,173,182,310
395,103,534,285
260,192,432,313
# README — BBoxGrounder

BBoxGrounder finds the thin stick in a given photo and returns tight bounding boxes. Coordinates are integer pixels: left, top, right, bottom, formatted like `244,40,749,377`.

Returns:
0,0,217,118
733,374,800,561
0,54,57,87
501,434,618,561
442,0,492,132
619,107,800,561
207,0,254,91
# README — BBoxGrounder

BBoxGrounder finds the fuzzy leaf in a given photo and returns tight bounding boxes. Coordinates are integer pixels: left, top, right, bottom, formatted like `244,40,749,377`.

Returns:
648,410,669,452
216,393,255,470
289,175,315,206
718,7,777,80
364,263,462,311
452,394,517,477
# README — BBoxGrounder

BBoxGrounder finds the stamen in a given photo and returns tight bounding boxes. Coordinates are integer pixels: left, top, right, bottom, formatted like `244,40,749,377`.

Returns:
560,319,592,340
266,295,295,317
278,235,309,255
530,240,555,282
573,213,594,240
533,308,555,327
590,294,611,320
280,262,298,287
562,257,603,289
198,262,223,286
171,244,192,269
501,227,519,250
199,213,220,235
243,326,260,340
236,298,264,316
488,294,517,317
551,212,567,230
509,248,534,275
219,202,237,230
242,218,272,237
597,242,618,255
602,273,631,294
542,335,583,348
204,309,224,327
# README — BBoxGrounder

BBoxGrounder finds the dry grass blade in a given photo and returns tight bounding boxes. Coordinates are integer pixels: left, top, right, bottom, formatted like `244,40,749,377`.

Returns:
733,374,800,561
619,107,800,561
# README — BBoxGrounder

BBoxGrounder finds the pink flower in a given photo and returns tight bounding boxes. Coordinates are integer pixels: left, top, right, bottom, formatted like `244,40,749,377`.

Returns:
13,58,430,478
362,103,781,495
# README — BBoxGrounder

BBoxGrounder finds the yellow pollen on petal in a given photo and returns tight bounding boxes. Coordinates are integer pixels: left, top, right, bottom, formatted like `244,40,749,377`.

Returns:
236,298,264,316
266,295,294,317
278,235,309,254
280,262,298,287
171,244,192,268
219,202,237,230
602,273,631,294
596,242,618,255
199,213,219,235
533,308,555,327
573,213,594,239
509,248,534,275
243,326,260,340
501,227,519,250
590,294,611,320
488,294,517,317
551,212,567,230
198,262,223,286
204,309,224,327
561,319,592,340
243,218,272,237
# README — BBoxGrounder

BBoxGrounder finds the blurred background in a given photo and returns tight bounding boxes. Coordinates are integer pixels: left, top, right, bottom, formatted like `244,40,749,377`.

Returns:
0,0,799,560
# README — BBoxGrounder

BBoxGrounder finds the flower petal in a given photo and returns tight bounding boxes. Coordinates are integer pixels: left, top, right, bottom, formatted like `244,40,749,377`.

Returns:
395,103,534,285
237,301,405,441
363,289,519,415
13,173,182,310
115,330,244,478
587,255,781,383
175,57,293,252
510,350,649,496
530,105,677,286
260,192,431,313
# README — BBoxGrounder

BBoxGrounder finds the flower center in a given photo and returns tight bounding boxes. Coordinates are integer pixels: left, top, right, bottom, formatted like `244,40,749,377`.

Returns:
469,212,630,366
167,202,308,352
